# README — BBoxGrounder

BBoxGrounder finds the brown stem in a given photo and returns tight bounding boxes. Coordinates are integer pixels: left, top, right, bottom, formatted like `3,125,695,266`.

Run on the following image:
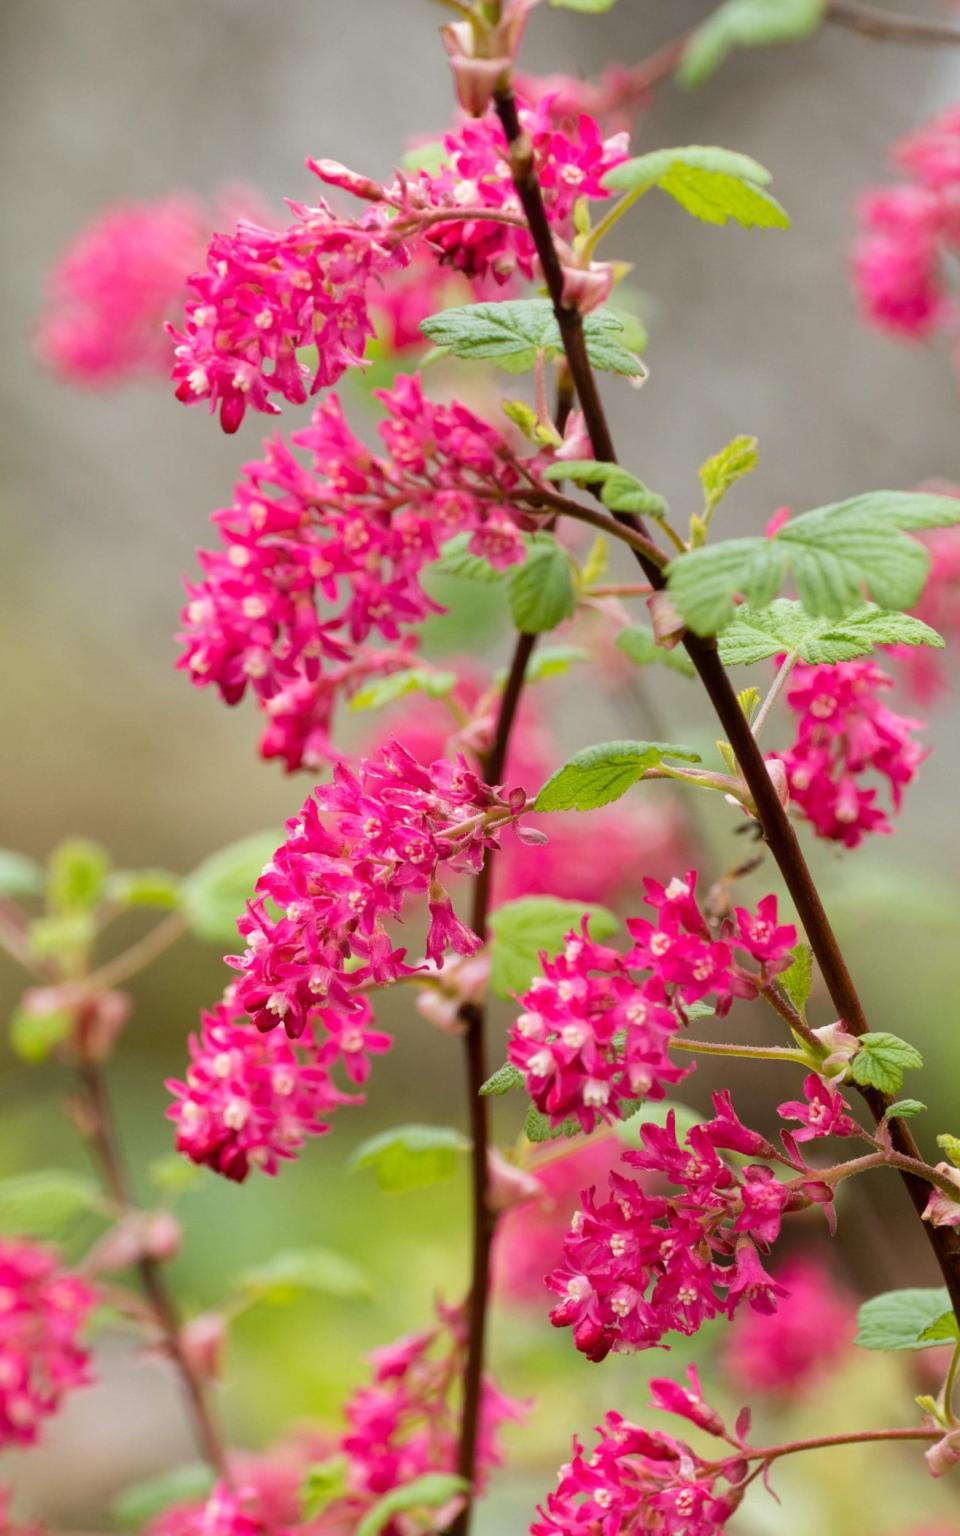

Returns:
77,1062,230,1479
512,485,668,567
492,84,960,1322
451,629,537,1536
828,1,960,45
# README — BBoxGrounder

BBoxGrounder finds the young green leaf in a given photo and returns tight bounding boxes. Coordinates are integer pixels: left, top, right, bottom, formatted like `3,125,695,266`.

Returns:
778,942,813,1016
920,1311,960,1344
513,645,591,685
717,599,945,667
542,460,668,518
679,0,827,89
10,1002,72,1063
937,1134,960,1169
104,869,182,910
525,1105,582,1143
0,1170,102,1238
602,146,789,230
882,1099,927,1123
348,668,457,713
480,1061,525,1097
668,492,960,636
488,896,618,999
356,1474,469,1536
420,300,645,378
301,1458,350,1521
349,1125,470,1193
181,831,281,943
113,1464,216,1528
535,740,701,812
699,435,759,517
849,1032,923,1095
0,850,44,898
48,838,110,914
238,1247,371,1303
855,1288,957,1351
615,625,696,678
507,536,576,634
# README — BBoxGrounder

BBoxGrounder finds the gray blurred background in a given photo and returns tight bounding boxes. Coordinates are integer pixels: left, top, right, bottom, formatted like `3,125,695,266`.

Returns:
3,3,960,1532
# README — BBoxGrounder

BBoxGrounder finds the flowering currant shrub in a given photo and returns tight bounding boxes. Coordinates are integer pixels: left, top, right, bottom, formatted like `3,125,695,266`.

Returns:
13,1,960,1533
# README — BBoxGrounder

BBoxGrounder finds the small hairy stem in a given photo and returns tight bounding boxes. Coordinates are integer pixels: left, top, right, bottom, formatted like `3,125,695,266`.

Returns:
751,653,799,740
670,1036,808,1064
77,1062,230,1479
828,1,960,44
729,1425,937,1472
84,911,189,992
492,79,960,1321
451,628,537,1536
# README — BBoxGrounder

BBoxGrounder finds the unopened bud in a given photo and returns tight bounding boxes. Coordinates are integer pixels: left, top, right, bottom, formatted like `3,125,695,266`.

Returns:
307,158,387,202
486,1149,543,1213
560,261,615,316
181,1311,228,1382
647,589,686,649
927,1427,960,1477
922,1165,960,1229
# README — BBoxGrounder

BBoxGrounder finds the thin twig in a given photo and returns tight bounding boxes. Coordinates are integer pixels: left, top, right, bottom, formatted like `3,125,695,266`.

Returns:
84,911,189,993
828,1,960,45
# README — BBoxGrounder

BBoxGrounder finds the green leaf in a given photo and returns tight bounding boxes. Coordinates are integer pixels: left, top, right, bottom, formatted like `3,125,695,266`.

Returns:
0,850,44,898
181,831,281,943
0,1170,101,1238
238,1247,371,1303
668,492,960,637
937,1134,960,1169
616,624,696,678
480,1061,525,1097
356,1474,469,1536
699,435,759,517
778,942,813,1016
543,460,668,518
348,668,457,713
349,1125,470,1193
104,869,182,910
431,531,505,584
883,1099,927,1123
301,1457,349,1520
603,145,789,230
680,0,827,89
525,1105,582,1143
48,838,110,914
148,1155,206,1196
113,1464,216,1528
420,300,645,378
717,598,944,667
507,535,576,634
855,1288,957,1352
616,1099,704,1148
514,645,591,684
488,896,619,999
921,1311,960,1343
849,1032,923,1095
28,911,95,964
550,0,619,9
534,739,701,812
10,1002,72,1063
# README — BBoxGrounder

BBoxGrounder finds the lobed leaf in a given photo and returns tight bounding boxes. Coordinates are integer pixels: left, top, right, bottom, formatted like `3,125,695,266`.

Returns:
603,145,789,230
420,300,645,378
534,740,701,812
699,435,759,516
855,1288,957,1351
849,1032,923,1096
718,598,944,667
507,536,576,634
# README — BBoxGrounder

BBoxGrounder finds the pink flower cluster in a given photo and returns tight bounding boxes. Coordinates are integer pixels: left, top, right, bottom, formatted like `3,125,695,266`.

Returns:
853,104,960,349
406,95,629,284
0,1240,95,1447
37,192,256,386
532,1371,746,1536
775,658,927,847
167,992,389,1182
546,1095,796,1361
724,1257,856,1396
495,1137,624,1304
179,374,531,771
899,490,960,703
229,739,520,1037
508,875,795,1132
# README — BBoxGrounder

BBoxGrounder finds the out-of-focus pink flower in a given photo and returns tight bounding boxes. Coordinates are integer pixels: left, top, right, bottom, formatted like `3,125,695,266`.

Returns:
495,1137,622,1302
37,189,261,386
724,1258,856,1395
0,1240,95,1448
896,487,960,703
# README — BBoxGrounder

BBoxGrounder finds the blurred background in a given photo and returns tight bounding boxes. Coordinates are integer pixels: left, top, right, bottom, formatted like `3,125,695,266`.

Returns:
2,1,960,1531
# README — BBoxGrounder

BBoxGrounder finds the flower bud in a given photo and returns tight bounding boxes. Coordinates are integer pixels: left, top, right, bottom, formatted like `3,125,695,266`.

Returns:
922,1164,960,1228
181,1311,228,1382
647,590,686,649
560,261,615,315
927,1427,960,1477
307,158,387,202
486,1149,544,1213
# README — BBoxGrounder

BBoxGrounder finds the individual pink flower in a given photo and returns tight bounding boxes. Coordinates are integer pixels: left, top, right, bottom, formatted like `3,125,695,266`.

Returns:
227,739,523,1039
777,1074,858,1142
724,1258,857,1396
37,190,260,385
774,658,927,848
0,1240,95,1448
166,993,375,1181
179,375,533,770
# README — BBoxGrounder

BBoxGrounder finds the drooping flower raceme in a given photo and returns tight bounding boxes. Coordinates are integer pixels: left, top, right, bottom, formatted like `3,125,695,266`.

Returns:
166,992,389,1182
532,1373,746,1536
774,658,927,847
179,374,532,771
508,874,796,1132
0,1240,95,1447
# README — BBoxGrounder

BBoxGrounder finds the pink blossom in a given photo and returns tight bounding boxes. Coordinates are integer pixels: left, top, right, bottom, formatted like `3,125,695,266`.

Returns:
166,994,377,1181
777,1074,858,1142
0,1240,95,1448
724,1258,856,1395
37,190,260,385
226,740,522,1041
922,1164,960,1229
774,658,927,847
179,376,533,770
494,1137,623,1302
898,496,960,702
